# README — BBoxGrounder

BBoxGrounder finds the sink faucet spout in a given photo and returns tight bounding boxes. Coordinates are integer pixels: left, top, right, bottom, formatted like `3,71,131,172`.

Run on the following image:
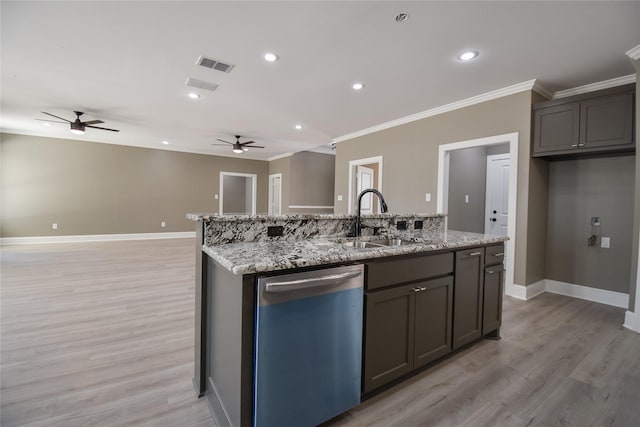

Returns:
355,189,388,237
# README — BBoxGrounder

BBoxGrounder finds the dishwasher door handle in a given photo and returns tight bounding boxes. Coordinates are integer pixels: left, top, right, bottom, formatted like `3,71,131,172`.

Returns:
264,270,362,293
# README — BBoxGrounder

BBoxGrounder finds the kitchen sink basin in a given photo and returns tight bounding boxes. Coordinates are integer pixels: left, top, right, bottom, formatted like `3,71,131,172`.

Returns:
340,238,408,249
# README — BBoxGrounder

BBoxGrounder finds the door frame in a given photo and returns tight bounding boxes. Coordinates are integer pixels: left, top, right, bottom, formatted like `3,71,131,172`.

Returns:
437,133,518,296
268,173,282,215
348,156,383,214
484,153,510,235
219,171,257,216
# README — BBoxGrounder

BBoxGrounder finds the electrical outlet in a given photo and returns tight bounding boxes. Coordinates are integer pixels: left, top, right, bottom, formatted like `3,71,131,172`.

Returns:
161,221,166,228
601,237,610,248
425,193,431,202
267,226,284,237
396,220,407,230
414,220,423,230
52,223,58,230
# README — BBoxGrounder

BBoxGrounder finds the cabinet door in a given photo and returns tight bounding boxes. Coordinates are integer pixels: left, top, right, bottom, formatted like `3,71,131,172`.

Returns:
363,284,415,394
482,264,504,335
532,103,580,156
413,276,453,369
580,92,634,150
453,248,484,350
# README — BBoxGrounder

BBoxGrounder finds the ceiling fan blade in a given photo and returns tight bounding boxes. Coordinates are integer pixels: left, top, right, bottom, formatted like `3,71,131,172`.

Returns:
245,145,265,149
85,125,120,132
211,144,230,146
42,112,71,122
82,120,104,125
241,141,257,145
36,118,67,124
216,139,233,144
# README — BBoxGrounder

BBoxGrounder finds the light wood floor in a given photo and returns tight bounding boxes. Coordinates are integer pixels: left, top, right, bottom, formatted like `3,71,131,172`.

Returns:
3,240,640,427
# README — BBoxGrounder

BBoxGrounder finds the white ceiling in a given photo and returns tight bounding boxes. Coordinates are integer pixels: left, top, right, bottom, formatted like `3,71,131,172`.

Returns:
1,1,639,160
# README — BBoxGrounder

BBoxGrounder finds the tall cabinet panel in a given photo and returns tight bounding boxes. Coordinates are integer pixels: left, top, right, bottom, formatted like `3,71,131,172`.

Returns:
413,276,453,369
452,248,484,350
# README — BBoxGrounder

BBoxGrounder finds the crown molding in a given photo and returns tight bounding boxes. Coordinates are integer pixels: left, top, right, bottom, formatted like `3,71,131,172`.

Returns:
553,74,636,99
333,79,538,143
267,152,294,161
626,44,640,61
531,81,554,99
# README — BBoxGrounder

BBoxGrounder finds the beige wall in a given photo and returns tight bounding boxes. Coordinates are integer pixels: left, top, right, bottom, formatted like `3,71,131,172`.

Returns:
0,133,269,237
630,60,640,311
335,91,547,286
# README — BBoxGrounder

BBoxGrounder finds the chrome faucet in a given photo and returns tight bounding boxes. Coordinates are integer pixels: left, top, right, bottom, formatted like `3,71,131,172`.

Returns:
355,189,388,237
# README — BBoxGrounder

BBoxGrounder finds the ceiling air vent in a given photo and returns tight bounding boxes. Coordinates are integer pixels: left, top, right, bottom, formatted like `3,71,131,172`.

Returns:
185,77,219,92
196,55,235,73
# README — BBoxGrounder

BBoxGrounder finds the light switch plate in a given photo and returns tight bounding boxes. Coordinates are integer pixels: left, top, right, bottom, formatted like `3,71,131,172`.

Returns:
214,194,219,200
465,195,470,203
425,193,431,202
601,237,610,248
337,195,343,201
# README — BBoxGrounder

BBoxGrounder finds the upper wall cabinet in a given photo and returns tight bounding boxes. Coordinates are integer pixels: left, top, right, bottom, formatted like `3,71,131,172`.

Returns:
532,84,635,158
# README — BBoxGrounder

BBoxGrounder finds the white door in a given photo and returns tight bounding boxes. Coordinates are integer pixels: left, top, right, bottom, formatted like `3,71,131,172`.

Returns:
485,155,510,236
268,174,282,215
356,165,374,214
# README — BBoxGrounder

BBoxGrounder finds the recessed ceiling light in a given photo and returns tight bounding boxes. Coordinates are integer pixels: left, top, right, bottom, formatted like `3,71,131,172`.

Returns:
42,123,51,127
295,124,303,130
162,140,169,145
352,82,365,90
458,50,479,61
395,13,409,22
188,92,200,99
264,53,279,62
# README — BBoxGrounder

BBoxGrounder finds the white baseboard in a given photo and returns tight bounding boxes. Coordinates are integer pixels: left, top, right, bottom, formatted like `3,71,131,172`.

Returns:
0,231,195,245
506,280,545,300
545,279,629,309
506,278,629,309
623,311,640,333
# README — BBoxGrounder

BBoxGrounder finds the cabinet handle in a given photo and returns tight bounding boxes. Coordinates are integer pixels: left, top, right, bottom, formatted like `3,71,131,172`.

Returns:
578,143,586,147
412,287,421,293
571,144,580,148
493,252,504,257
487,270,495,274
468,252,482,257
420,287,426,291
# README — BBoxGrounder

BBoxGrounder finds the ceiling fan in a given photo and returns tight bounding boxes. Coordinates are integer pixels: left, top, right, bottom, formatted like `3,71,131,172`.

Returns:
212,135,264,154
38,111,120,135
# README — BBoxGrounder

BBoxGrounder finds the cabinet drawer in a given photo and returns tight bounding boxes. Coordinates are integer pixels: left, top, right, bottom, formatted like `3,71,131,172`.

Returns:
366,252,454,290
485,244,504,266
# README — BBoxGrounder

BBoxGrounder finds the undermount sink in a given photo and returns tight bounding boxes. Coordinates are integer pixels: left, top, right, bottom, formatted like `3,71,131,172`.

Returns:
341,238,408,249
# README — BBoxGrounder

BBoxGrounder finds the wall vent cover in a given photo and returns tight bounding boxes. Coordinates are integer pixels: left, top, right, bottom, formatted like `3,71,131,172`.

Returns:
185,77,219,92
196,55,235,73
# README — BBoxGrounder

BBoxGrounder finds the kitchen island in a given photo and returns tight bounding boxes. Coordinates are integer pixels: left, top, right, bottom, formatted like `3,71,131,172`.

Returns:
188,213,507,427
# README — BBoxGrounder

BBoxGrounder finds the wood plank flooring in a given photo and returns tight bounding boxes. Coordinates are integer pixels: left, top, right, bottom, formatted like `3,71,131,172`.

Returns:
3,239,640,426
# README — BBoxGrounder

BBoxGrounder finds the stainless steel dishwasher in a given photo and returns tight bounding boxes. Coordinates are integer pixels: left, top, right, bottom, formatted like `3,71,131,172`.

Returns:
253,264,364,427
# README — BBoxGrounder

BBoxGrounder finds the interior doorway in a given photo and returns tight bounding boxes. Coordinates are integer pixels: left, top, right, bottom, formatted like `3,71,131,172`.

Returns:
437,133,519,296
268,173,282,215
348,156,383,214
219,172,257,216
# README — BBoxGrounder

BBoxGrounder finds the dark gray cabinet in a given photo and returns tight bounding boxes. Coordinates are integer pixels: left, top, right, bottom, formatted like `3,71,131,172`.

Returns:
532,85,635,158
363,254,453,394
452,248,484,350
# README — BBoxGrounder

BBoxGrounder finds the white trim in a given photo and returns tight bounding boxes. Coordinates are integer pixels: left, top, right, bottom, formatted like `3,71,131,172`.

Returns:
219,171,257,216
437,133,519,296
624,311,640,333
288,205,334,209
347,156,383,215
553,74,636,99
334,80,538,143
545,279,629,309
626,44,640,61
508,279,630,309
532,81,554,100
484,153,510,235
267,152,293,161
0,231,195,245
268,173,282,215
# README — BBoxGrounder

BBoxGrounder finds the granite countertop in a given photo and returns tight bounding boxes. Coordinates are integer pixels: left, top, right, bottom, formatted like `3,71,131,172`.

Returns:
203,230,507,275
187,212,445,222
